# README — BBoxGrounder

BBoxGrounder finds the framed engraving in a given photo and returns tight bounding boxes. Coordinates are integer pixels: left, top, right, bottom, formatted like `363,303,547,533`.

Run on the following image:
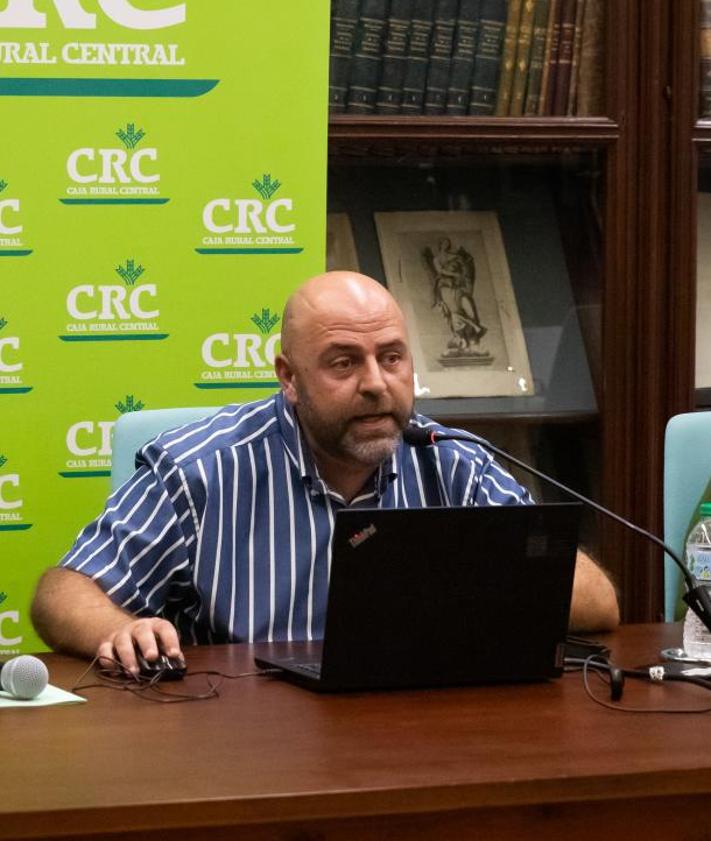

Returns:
326,213,360,273
697,193,711,390
375,210,534,399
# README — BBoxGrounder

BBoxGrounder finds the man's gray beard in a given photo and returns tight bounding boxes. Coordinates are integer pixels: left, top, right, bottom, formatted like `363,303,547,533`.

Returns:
294,389,411,468
339,428,400,466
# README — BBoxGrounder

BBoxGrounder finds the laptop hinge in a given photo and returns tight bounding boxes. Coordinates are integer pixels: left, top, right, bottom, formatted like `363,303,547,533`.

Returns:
555,642,566,669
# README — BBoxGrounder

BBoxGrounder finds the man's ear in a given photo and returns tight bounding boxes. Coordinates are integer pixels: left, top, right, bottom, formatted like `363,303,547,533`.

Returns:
275,353,297,405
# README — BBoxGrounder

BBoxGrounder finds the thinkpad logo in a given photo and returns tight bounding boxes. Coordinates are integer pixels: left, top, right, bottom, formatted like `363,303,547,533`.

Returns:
348,524,377,549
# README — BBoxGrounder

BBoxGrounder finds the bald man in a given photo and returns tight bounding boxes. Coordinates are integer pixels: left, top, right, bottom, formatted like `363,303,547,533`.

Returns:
32,272,618,671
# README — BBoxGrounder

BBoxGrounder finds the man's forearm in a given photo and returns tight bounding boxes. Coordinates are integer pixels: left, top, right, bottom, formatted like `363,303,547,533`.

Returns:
31,567,135,658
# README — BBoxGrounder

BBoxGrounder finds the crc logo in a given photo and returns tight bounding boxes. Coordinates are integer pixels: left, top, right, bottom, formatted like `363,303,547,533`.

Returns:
0,456,22,511
66,395,143,460
0,180,21,236
0,1,186,30
0,593,21,648
67,124,158,187
0,599,22,647
202,308,280,370
0,318,22,374
202,332,280,370
66,419,115,457
0,199,21,235
202,174,294,236
67,260,158,322
200,309,281,386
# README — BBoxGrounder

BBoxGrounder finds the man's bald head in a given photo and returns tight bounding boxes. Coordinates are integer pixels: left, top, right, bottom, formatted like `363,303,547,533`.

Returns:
281,271,408,358
274,271,415,482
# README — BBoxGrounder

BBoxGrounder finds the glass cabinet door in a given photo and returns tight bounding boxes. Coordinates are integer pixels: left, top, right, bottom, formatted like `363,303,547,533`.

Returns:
697,161,711,406
328,151,605,551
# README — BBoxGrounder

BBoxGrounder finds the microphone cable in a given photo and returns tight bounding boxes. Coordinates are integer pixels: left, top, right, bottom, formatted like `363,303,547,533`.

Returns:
565,653,711,714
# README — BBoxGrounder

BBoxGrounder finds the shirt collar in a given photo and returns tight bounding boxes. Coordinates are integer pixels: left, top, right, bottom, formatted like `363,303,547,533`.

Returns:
275,391,399,500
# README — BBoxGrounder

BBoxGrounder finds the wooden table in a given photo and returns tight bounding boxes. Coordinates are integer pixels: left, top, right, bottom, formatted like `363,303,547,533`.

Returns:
5,623,711,841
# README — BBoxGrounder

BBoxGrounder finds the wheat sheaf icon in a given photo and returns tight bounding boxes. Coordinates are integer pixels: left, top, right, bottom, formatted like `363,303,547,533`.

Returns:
116,123,146,150
0,317,7,331
0,455,7,469
115,395,145,414
116,259,145,286
251,308,280,335
0,180,7,194
252,174,281,201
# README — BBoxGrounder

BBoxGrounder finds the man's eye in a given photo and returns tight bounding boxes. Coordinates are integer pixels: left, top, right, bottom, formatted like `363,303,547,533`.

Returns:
383,353,402,366
332,357,352,370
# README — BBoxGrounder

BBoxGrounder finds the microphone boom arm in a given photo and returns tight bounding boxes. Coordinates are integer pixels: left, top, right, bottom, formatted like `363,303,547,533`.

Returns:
409,426,711,632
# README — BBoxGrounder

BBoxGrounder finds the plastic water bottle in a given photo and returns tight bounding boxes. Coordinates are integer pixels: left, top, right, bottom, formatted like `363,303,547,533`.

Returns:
682,502,711,660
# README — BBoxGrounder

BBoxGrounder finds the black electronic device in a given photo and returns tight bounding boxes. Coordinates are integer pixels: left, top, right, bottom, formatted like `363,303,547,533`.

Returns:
135,651,187,682
254,503,581,692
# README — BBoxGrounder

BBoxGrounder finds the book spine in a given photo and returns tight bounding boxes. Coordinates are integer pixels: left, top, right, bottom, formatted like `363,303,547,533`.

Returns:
329,0,362,114
576,0,604,116
376,0,414,113
346,0,391,114
424,0,459,115
401,0,436,114
538,0,562,115
550,0,577,116
468,0,507,115
566,0,586,114
445,0,481,115
523,0,551,114
702,0,711,117
495,0,523,116
509,0,537,116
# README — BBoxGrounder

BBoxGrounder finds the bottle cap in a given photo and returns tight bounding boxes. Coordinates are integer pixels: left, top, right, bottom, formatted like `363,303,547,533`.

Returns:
700,502,711,518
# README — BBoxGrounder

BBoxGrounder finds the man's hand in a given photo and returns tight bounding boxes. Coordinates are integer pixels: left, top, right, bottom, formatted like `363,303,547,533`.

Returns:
31,568,185,668
97,617,184,675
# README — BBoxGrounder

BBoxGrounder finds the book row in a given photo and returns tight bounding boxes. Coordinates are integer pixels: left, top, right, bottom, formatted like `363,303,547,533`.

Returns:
329,0,604,118
701,0,711,118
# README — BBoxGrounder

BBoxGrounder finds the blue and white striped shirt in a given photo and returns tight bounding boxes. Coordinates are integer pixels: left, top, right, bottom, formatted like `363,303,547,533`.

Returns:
60,393,533,644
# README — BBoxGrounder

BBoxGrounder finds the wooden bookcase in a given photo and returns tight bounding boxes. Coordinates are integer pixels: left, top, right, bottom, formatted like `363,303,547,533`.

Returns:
327,0,698,623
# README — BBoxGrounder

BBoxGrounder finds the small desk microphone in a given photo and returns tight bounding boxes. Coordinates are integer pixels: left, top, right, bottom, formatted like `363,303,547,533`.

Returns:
1,655,49,699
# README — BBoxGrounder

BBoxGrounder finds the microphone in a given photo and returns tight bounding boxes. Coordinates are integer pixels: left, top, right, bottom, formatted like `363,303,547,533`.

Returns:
0,655,49,700
403,424,711,635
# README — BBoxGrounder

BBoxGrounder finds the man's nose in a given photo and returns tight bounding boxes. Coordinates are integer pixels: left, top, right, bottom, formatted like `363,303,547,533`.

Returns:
359,358,387,396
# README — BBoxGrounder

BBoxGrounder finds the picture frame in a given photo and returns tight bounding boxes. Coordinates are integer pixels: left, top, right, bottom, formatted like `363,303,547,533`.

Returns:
326,213,360,273
697,193,711,390
374,210,535,399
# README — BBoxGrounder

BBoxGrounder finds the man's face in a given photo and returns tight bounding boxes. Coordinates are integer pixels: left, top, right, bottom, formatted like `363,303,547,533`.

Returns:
279,305,415,468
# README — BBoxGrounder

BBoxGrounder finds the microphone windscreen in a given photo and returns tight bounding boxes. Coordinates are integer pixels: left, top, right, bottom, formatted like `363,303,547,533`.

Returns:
1,655,49,700
402,425,434,446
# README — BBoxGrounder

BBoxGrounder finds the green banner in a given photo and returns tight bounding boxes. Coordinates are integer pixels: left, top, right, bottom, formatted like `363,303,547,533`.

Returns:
1,0,329,655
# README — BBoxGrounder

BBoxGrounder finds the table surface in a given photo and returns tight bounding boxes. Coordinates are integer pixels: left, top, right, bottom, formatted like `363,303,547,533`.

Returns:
5,622,711,841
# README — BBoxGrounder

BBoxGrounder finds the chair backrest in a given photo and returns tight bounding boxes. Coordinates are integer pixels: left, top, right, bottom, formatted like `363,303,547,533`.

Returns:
111,407,218,491
663,411,711,620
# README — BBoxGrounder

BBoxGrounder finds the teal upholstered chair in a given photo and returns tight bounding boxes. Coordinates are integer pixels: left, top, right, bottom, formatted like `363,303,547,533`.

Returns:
111,406,218,491
663,412,711,620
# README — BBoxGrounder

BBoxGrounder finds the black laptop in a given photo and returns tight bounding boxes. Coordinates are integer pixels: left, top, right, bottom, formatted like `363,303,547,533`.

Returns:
254,503,581,692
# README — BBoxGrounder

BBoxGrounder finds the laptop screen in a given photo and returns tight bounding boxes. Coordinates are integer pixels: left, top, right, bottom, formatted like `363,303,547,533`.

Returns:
317,503,582,689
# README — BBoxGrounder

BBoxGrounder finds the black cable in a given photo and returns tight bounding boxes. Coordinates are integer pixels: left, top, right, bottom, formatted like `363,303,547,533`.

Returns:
70,656,279,704
566,654,711,714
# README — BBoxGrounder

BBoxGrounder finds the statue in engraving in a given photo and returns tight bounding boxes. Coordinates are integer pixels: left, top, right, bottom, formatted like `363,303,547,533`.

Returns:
422,238,491,366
